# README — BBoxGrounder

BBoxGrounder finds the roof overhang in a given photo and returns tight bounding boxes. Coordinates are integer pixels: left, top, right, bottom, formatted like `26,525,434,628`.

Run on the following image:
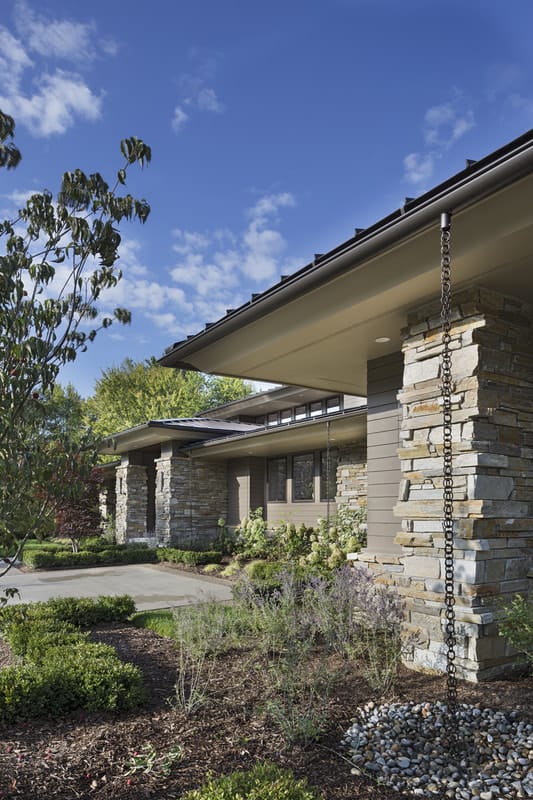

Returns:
99,421,258,455
187,408,366,460
203,385,343,419
160,130,533,395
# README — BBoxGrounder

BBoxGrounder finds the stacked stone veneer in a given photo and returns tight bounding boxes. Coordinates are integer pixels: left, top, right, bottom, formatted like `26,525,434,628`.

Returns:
396,287,533,681
336,444,367,511
115,462,148,543
155,451,227,549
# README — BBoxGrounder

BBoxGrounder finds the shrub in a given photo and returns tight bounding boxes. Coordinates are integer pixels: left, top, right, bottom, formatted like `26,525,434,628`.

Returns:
0,650,145,720
181,761,322,799
21,545,157,569
156,548,222,566
244,559,284,581
0,594,135,630
499,593,533,671
0,594,144,721
233,508,271,559
304,565,406,693
271,521,314,561
5,619,85,660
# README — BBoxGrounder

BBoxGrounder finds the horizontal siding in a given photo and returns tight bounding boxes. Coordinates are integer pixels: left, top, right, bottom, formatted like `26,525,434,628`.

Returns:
366,352,403,555
227,459,250,525
267,501,336,528
249,458,266,512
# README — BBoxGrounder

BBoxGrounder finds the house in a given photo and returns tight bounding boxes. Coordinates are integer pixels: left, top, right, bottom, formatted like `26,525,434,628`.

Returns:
99,386,367,549
158,129,533,681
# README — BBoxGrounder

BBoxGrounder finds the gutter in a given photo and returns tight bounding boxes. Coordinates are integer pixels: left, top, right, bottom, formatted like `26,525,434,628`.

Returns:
160,129,533,369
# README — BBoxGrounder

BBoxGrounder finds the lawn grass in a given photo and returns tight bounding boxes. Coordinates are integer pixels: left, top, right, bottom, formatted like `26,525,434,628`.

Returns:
131,609,176,638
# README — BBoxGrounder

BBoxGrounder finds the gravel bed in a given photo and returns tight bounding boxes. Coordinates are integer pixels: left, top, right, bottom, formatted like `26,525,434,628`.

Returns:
344,701,533,799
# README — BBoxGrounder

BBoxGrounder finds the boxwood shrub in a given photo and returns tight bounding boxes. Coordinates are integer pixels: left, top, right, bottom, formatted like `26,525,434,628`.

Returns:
22,546,157,569
156,548,223,566
0,595,144,722
0,649,145,721
0,594,136,631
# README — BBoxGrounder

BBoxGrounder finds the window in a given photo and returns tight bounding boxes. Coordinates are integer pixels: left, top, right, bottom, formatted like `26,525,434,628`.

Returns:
294,405,307,420
320,449,338,501
267,412,279,427
292,453,314,501
326,395,341,413
280,408,292,424
309,401,323,417
268,457,287,501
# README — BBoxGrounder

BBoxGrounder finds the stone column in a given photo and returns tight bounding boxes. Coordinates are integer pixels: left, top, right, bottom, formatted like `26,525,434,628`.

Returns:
155,443,228,549
396,287,533,680
115,457,148,544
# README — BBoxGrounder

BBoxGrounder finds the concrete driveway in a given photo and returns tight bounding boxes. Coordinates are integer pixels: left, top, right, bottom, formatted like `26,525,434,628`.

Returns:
0,563,233,610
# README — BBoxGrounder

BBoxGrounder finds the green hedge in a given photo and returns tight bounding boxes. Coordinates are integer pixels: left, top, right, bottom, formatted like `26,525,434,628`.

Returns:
0,595,144,722
0,594,136,631
156,548,223,566
22,546,157,569
181,762,322,799
0,648,145,721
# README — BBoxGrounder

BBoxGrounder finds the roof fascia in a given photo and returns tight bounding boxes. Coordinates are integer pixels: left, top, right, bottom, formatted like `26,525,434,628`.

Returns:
160,130,533,369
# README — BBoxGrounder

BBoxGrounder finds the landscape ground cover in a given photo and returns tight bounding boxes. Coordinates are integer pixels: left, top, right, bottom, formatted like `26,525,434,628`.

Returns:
0,587,531,800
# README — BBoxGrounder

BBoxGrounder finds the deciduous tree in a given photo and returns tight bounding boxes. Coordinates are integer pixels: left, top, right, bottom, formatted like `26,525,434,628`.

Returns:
0,109,151,590
85,357,252,439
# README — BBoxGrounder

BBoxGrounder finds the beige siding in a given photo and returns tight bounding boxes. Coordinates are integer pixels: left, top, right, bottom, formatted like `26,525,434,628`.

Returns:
249,458,266,512
227,458,266,525
266,500,336,528
366,352,403,554
227,459,250,525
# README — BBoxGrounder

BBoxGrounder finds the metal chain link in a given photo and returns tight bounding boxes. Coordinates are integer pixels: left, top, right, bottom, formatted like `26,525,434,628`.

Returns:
440,212,458,743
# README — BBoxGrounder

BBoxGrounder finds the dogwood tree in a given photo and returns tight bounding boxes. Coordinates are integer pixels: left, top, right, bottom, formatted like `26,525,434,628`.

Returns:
0,110,151,588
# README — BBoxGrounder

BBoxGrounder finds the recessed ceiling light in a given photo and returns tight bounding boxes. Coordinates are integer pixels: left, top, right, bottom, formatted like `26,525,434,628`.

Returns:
375,336,391,343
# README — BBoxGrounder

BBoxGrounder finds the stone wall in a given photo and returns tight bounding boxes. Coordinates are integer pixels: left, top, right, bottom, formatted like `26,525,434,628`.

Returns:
396,287,533,680
155,453,227,549
336,444,367,511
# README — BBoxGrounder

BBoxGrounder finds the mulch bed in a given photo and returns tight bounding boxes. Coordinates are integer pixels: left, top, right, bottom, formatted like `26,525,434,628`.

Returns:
0,625,531,800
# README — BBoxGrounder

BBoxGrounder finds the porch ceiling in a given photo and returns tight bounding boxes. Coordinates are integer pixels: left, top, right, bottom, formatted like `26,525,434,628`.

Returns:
187,409,366,460
160,133,533,396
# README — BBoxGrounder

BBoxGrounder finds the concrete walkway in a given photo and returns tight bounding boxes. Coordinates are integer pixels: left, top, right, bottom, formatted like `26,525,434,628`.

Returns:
0,563,233,610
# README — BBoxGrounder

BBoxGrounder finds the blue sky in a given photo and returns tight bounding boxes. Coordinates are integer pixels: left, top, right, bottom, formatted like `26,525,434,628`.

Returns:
1,0,533,397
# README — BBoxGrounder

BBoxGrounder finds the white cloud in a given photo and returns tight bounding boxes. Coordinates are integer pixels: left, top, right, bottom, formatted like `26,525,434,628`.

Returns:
1,70,102,136
424,103,474,147
247,192,296,225
403,95,475,188
403,152,434,186
172,229,210,253
3,188,36,208
172,53,225,133
14,0,106,63
0,27,32,91
172,106,189,133
0,3,114,137
168,191,297,327
144,311,184,335
197,87,223,113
